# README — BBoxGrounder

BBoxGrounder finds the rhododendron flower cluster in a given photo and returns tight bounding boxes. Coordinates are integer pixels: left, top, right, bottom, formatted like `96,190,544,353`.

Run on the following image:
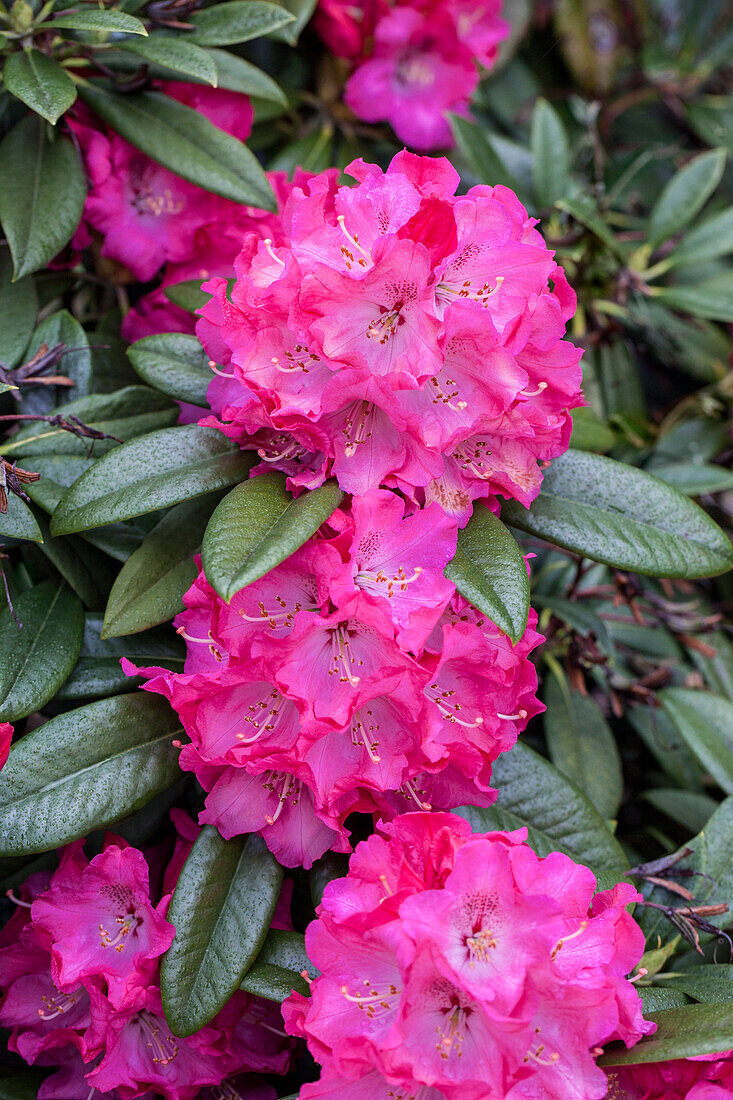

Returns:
127,489,543,869
198,152,583,525
316,0,509,148
0,817,292,1100
606,1054,733,1099
283,811,653,1100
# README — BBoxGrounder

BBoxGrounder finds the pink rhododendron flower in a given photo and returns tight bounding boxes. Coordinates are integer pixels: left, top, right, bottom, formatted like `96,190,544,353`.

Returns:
127,491,543,868
282,812,653,1100
0,826,295,1100
0,720,12,769
605,1053,733,1098
198,152,583,524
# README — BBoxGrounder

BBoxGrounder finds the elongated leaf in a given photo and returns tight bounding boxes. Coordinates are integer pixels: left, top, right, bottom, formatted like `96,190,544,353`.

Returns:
601,1003,733,1065
653,274,733,323
667,965,733,1005
669,208,733,269
78,83,275,209
533,594,614,656
445,508,529,643
543,676,623,820
128,333,211,406
161,828,283,1035
57,614,184,701
204,48,287,101
660,688,733,794
531,98,571,207
0,116,86,279
32,513,118,610
0,582,83,721
450,114,524,196
456,741,627,876
239,930,313,1000
0,497,43,542
51,425,253,536
650,461,733,496
648,148,727,248
644,789,718,835
502,449,733,578
2,386,178,458
163,281,210,313
689,629,733,703
628,706,705,792
50,10,148,33
119,35,217,85
202,474,343,602
0,246,37,369
22,310,93,415
103,495,219,637
0,694,181,856
187,1,294,45
269,0,317,43
3,50,76,124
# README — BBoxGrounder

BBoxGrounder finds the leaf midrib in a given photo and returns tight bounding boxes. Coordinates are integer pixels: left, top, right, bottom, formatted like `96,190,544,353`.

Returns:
0,584,67,708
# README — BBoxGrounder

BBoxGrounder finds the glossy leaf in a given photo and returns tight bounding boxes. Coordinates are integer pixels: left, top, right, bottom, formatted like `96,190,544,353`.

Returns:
0,582,84,722
0,694,181,856
0,497,43,542
202,473,343,602
128,333,212,406
3,50,76,125
78,83,275,209
239,930,313,1000
50,10,148,33
531,98,571,207
204,48,287,101
119,35,218,85
502,449,733,578
102,495,219,637
0,246,37,370
600,1002,733,1065
457,741,627,876
163,280,210,313
51,424,253,535
269,0,317,44
187,1,295,45
648,148,727,249
32,513,117,609
161,828,283,1035
21,310,93,412
644,789,719,836
0,116,86,278
660,688,733,794
444,508,529,643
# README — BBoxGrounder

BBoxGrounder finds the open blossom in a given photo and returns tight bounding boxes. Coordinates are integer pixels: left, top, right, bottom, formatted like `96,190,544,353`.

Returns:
283,812,653,1100
198,152,583,525
605,1054,733,1098
0,821,294,1100
127,490,543,869
317,0,508,149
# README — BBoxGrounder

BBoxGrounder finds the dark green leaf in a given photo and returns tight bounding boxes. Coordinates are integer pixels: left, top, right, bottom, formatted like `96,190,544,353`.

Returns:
533,594,614,656
0,1071,49,1100
569,406,616,452
557,195,628,260
444,508,529,644
239,961,309,1000
0,497,43,542
0,581,83,721
543,676,623,819
1,386,178,458
269,0,316,44
204,48,287,102
3,50,76,125
653,273,733,323
502,449,733,579
128,332,211,406
667,965,733,1005
32,512,117,609
644,789,719,835
600,1003,733,1065
648,149,727,249
202,473,343,602
649,461,733,496
530,98,571,207
78,83,275,209
21,310,93,412
50,10,148,33
456,741,627,876
669,208,733,269
660,688,733,794
450,114,524,197
688,629,733,703
102,495,219,637
0,246,37,369
51,424,253,535
640,987,690,1013
119,35,217,85
0,116,86,278
161,828,283,1035
163,280,210,313
628,706,705,791
0,694,181,856
187,1,295,45
57,614,184,701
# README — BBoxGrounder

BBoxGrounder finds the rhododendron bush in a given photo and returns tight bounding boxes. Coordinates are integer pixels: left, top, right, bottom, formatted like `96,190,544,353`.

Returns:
1,2,733,1099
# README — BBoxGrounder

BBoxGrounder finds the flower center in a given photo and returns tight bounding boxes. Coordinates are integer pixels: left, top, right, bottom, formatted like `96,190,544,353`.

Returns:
356,563,422,599
237,688,290,744
453,439,494,479
342,401,375,458
350,707,381,763
366,301,406,344
37,987,84,1021
397,777,432,810
340,977,402,1019
138,1011,179,1065
436,1003,468,1060
98,911,141,953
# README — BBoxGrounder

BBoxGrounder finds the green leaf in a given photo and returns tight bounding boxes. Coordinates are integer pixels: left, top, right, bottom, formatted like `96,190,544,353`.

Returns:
50,10,148,33
0,1071,49,1100
557,195,628,261
667,965,733,1005
187,1,295,45
204,48,287,102
51,424,253,536
530,98,572,207
239,930,313,999
688,629,733,703
78,83,275,209
569,406,616,453
653,272,733,323
643,789,718,835
119,35,217,85
202,473,343,602
163,280,210,314
0,116,86,279
533,594,614,656
56,614,184,701
444,508,529,644
648,148,727,249
669,208,733,269
0,581,83,722
0,497,43,542
161,827,283,1036
22,310,93,410
600,1003,733,1065
128,332,211,406
269,0,317,44
0,246,37,369
102,496,219,637
649,461,733,496
3,50,76,125
502,449,733,579
543,675,623,820
628,706,705,791
450,114,524,196
1,386,178,458
0,694,181,856
32,512,117,609
456,741,627,876
660,688,733,795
